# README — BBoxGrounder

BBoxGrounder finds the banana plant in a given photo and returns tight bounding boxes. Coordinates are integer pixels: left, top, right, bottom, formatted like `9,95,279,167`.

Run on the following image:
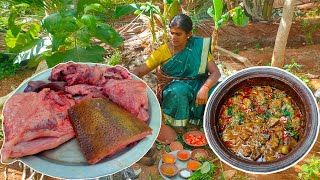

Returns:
115,0,173,44
242,0,275,21
207,0,249,50
163,0,182,21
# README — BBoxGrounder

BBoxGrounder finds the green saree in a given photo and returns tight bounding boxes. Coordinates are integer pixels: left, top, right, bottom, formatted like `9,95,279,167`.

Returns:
158,36,218,127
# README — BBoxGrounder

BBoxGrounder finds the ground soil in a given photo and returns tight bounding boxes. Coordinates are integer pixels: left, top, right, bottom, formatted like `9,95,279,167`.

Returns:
0,13,319,180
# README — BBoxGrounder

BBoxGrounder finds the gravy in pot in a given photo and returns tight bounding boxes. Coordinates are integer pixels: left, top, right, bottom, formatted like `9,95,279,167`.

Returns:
218,86,305,162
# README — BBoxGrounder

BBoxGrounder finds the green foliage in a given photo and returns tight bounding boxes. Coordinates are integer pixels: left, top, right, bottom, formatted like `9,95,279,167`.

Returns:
155,141,164,150
298,155,320,180
0,53,21,80
13,38,51,66
283,59,313,91
94,22,124,48
283,59,303,71
5,4,41,53
3,0,72,13
213,0,223,28
107,49,121,66
188,161,218,180
207,2,249,29
255,42,262,49
115,1,168,43
115,4,141,19
231,7,249,27
301,19,319,45
232,49,239,54
45,45,106,67
6,0,124,68
300,9,320,45
0,3,10,30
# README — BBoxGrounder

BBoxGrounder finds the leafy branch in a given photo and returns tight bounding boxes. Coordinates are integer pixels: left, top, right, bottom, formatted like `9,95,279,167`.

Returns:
188,161,219,180
298,155,320,180
6,0,124,68
115,0,182,44
207,0,249,51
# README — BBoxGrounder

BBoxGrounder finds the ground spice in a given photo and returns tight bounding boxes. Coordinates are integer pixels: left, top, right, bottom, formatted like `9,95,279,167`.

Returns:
178,152,189,160
187,160,201,171
162,167,174,175
163,156,175,163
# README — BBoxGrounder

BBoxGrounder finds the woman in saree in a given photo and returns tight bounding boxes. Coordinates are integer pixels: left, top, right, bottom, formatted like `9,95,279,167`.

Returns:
133,14,221,127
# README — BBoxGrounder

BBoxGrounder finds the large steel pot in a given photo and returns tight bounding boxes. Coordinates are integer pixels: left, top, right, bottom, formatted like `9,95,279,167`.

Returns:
204,66,319,174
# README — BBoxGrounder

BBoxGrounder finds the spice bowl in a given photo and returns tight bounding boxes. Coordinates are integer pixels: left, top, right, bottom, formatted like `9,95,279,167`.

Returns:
179,168,193,179
182,131,207,147
177,150,191,161
156,125,177,145
160,163,179,177
162,153,176,164
169,141,183,151
191,149,208,161
187,160,201,171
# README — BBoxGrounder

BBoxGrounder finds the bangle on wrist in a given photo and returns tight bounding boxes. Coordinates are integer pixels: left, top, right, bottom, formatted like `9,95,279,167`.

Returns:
203,83,210,89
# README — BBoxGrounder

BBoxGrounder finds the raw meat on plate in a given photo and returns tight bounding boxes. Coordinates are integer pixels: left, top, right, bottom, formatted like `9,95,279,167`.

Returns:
68,98,152,164
103,79,149,122
1,89,75,163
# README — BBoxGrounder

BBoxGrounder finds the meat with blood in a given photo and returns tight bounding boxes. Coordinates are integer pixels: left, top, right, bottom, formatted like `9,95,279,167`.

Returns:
1,89,75,163
50,62,132,86
103,79,149,122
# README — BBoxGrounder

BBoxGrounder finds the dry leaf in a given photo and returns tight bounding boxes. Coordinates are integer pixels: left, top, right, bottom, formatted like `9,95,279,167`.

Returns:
224,169,236,179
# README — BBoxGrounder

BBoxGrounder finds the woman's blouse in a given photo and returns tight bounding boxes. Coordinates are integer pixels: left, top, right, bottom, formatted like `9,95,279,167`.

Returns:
145,43,213,70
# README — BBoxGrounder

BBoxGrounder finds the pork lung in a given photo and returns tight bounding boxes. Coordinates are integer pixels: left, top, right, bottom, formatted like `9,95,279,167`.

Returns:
1,89,75,163
24,81,66,92
103,79,149,122
68,98,152,164
65,84,103,96
50,62,149,121
65,84,104,103
50,62,132,86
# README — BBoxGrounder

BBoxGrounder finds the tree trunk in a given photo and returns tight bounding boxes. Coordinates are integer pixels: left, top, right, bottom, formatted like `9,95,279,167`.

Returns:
271,0,297,68
226,0,232,11
262,0,275,20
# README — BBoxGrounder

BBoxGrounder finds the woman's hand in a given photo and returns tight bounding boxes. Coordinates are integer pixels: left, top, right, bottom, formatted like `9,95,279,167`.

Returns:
132,64,152,78
195,85,209,106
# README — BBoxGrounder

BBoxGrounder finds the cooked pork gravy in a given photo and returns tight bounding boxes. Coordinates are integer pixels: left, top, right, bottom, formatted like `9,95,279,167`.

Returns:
218,86,305,162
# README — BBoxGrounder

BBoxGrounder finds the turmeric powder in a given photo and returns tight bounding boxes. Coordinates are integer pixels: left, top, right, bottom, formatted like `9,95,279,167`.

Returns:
163,156,175,163
162,167,174,175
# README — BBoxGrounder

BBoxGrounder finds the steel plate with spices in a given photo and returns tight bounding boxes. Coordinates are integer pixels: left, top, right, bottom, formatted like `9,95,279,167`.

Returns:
218,85,305,162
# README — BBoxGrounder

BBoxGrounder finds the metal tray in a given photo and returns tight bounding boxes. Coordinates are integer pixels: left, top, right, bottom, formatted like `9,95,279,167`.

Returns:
1,62,161,179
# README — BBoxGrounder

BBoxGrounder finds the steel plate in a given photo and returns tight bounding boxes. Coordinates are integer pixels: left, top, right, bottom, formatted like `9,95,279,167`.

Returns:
1,62,161,179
